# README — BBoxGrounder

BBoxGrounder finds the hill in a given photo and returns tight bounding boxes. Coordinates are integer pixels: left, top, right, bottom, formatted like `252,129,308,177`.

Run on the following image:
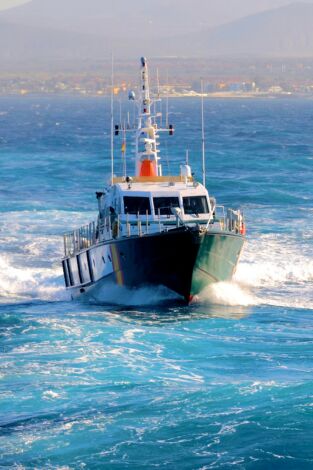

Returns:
186,2,313,57
1,2,313,62
0,20,113,61
0,0,215,38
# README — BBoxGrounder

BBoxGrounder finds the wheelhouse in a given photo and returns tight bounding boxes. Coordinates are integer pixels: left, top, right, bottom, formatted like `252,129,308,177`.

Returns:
114,181,212,223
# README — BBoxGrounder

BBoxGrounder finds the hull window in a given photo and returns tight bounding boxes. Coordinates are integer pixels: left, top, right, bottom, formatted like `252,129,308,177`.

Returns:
77,252,91,284
66,259,74,286
62,260,70,287
86,250,95,283
76,255,84,284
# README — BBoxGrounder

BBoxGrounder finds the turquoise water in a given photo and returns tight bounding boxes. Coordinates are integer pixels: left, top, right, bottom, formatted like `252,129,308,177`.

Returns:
1,97,313,468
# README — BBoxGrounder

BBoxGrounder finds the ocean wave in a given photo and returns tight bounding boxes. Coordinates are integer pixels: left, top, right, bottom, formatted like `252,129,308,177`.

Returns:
0,254,68,303
196,233,313,309
234,234,313,309
0,211,312,308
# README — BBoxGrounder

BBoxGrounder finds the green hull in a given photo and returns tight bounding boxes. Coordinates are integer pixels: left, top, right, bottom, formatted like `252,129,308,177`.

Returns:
191,231,244,296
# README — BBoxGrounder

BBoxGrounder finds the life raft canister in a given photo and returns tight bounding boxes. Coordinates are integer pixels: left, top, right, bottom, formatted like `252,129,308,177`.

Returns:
140,160,156,177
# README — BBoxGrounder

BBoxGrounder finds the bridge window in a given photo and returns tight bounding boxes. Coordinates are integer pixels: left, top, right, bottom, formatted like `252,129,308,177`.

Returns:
153,197,180,215
124,196,151,215
183,196,209,215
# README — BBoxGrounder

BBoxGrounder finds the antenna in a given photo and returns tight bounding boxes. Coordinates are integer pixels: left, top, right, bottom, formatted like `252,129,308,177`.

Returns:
156,67,163,127
165,70,169,128
122,120,127,178
201,79,206,188
110,53,114,185
156,67,160,99
119,100,122,127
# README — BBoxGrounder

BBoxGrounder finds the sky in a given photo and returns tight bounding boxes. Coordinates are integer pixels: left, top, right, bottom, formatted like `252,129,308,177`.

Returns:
1,0,313,59
0,0,312,13
1,0,313,26
0,0,29,10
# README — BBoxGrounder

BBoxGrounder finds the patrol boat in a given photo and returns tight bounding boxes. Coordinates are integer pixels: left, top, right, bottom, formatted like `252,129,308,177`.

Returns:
61,57,245,303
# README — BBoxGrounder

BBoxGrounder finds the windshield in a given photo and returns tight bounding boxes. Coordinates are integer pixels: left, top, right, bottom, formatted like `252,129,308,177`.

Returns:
124,196,151,215
183,196,209,215
153,197,180,216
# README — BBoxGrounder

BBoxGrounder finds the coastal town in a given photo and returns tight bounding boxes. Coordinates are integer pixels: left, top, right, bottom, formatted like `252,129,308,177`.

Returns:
2,58,313,98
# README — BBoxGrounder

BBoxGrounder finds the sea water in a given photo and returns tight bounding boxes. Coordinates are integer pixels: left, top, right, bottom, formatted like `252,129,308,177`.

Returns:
0,96,313,469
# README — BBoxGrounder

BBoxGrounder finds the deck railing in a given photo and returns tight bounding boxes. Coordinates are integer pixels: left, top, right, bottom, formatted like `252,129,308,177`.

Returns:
213,205,244,235
63,209,244,257
63,221,97,257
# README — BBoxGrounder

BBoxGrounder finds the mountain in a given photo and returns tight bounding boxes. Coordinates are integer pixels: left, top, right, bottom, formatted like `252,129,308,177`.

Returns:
2,0,310,41
0,20,116,63
0,0,219,38
1,2,313,62
185,2,313,57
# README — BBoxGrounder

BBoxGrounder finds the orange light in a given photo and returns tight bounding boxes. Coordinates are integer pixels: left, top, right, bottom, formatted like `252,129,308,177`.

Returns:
140,160,156,177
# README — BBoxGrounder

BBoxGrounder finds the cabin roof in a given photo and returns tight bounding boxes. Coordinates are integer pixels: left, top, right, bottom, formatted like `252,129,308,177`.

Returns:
112,176,193,184
113,180,208,196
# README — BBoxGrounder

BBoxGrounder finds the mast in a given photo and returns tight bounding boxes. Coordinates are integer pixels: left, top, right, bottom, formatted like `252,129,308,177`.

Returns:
122,120,127,178
110,54,114,185
135,57,160,177
165,71,169,129
201,79,206,188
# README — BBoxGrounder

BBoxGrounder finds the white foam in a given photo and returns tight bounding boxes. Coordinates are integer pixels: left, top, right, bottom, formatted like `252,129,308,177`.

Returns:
42,390,62,400
0,253,68,303
198,281,257,307
90,283,178,306
196,233,313,309
236,234,313,287
0,210,92,303
0,210,312,309
234,234,313,309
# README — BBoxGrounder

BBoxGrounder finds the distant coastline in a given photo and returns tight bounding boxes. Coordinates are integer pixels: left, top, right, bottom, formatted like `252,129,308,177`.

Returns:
165,91,294,99
0,90,309,99
2,56,313,99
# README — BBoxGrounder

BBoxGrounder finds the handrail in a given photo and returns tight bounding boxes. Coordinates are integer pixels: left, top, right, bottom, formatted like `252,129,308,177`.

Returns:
211,206,244,235
63,221,97,257
63,207,245,257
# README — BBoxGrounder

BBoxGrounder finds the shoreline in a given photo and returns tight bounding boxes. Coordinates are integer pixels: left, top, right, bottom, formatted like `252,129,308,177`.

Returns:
0,91,310,99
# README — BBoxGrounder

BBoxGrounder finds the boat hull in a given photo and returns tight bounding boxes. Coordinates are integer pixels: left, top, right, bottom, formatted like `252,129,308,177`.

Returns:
190,230,244,297
62,227,244,303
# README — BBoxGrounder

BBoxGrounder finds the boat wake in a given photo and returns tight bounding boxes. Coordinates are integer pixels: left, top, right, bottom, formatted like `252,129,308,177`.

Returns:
234,233,313,309
192,232,313,309
0,254,68,304
198,281,257,307
1,216,312,309
0,210,92,304
87,283,179,307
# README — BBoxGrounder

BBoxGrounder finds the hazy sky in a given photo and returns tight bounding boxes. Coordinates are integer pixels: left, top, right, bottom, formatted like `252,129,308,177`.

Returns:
1,0,313,26
0,0,29,10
